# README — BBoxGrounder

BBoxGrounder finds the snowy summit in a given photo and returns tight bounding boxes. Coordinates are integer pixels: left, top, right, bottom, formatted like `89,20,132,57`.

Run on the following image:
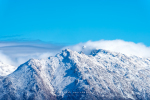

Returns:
0,49,150,100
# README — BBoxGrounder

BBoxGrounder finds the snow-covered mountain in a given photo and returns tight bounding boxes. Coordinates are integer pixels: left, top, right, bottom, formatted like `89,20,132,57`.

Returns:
0,49,150,100
0,61,16,76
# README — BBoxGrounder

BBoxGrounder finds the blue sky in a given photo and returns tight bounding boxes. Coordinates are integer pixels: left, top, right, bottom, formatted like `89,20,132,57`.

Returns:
0,0,150,45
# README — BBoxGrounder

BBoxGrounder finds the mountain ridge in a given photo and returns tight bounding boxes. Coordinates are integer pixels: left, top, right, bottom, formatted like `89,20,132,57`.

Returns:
0,49,150,100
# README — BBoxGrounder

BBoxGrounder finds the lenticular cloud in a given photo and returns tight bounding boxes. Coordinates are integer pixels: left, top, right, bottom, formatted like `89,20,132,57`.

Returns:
0,41,63,66
0,39,150,67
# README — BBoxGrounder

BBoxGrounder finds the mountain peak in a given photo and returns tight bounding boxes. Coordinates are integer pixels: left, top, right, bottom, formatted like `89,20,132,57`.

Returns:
1,49,150,100
90,49,109,56
61,49,72,57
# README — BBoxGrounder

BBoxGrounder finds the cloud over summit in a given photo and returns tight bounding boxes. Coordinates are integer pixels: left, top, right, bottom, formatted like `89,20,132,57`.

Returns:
67,39,150,57
0,40,150,67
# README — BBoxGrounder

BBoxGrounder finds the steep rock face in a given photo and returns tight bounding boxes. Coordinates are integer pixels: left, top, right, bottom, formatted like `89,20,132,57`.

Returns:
0,49,150,100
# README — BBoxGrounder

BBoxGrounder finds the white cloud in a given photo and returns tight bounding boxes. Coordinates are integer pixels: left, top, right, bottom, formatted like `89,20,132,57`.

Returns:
0,40,150,67
0,50,14,65
65,39,150,58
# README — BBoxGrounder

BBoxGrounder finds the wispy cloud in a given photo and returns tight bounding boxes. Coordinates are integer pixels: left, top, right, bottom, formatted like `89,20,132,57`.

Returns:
0,41,64,66
0,39,150,67
0,35,21,38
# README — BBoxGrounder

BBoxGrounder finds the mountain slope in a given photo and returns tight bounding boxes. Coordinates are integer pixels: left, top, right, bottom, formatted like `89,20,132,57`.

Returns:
0,49,150,100
0,61,16,76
